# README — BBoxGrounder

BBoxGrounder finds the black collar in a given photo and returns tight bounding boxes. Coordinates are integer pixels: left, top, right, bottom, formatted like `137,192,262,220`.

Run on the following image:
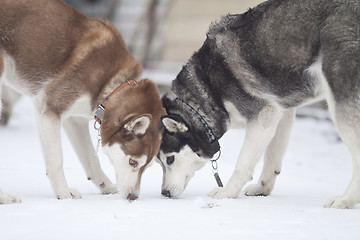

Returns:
175,97,220,155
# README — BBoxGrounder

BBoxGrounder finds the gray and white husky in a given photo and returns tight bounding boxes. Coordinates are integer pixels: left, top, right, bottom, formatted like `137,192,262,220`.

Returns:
158,0,360,208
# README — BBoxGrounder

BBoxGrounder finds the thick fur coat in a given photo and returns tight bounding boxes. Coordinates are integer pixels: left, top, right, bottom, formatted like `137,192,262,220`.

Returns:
159,0,360,209
0,0,163,203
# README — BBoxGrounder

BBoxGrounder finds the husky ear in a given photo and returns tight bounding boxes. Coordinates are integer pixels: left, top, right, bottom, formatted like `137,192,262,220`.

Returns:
161,116,188,133
124,114,152,135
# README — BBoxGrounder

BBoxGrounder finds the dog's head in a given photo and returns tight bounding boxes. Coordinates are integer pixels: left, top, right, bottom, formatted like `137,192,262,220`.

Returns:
100,79,164,200
158,95,220,198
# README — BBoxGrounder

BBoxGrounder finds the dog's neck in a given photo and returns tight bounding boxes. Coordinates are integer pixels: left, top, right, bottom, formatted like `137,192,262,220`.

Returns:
96,78,125,106
94,80,137,125
174,97,220,152
170,67,230,141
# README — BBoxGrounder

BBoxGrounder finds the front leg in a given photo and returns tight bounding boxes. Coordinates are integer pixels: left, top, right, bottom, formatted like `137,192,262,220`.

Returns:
63,117,117,194
209,105,283,199
34,107,81,200
1,85,21,125
245,109,295,196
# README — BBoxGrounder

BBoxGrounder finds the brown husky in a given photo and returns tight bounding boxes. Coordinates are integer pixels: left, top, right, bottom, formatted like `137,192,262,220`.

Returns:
0,0,164,203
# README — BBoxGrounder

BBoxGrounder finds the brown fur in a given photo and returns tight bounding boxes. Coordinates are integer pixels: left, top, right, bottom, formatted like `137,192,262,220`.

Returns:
101,79,164,187
101,80,163,159
0,0,163,201
0,0,141,114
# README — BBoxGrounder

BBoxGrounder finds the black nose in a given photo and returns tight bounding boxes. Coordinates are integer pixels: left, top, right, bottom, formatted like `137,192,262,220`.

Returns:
161,189,172,198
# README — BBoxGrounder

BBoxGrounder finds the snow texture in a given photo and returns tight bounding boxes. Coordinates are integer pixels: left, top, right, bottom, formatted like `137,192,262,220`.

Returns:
0,91,359,240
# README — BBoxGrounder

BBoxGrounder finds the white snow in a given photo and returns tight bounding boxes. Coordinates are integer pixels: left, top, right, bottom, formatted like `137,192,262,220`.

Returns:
0,92,359,240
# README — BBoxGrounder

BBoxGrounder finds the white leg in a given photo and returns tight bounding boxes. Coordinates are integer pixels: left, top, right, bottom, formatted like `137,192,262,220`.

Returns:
208,105,283,199
1,85,22,125
245,109,295,196
35,108,81,199
324,106,360,208
63,117,117,194
0,189,21,204
0,77,3,115
0,52,2,112
0,56,21,204
0,53,4,118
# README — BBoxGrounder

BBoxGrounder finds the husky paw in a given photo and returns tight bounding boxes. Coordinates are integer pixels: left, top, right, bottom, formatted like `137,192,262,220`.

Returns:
207,187,239,199
56,188,81,200
324,196,355,209
244,182,273,196
100,183,118,195
0,193,21,204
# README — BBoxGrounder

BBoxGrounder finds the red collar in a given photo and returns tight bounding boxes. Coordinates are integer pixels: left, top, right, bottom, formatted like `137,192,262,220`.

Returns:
94,80,137,125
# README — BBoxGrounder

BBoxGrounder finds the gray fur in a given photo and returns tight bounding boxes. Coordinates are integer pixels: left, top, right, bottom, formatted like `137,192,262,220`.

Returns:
159,0,360,208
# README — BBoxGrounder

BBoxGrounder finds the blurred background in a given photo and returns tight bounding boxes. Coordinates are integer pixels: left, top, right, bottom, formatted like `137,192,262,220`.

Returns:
63,0,264,70
62,0,327,116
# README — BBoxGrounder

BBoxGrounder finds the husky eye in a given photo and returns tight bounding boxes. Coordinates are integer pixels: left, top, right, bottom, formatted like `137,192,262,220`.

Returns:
166,155,175,165
129,158,138,167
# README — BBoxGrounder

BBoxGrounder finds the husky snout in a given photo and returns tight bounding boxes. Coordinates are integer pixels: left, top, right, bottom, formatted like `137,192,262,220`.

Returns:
161,184,184,199
127,193,138,201
102,143,148,200
158,144,208,198
161,176,189,199
161,189,172,198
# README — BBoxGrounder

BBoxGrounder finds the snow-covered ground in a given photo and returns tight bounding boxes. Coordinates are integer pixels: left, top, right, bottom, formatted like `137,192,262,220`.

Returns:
0,88,359,240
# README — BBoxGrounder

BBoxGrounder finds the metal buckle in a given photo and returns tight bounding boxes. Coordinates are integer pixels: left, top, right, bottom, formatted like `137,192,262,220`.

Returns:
211,150,223,187
94,104,105,125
